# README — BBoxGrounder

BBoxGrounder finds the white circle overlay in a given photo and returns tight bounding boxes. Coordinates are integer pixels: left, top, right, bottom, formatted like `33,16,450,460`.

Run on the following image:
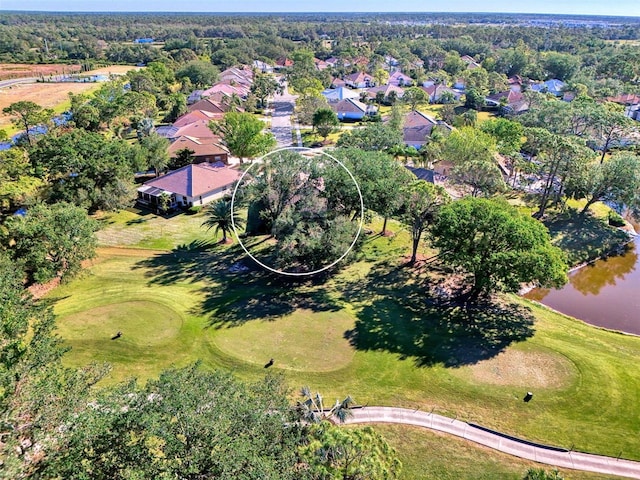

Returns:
230,147,364,276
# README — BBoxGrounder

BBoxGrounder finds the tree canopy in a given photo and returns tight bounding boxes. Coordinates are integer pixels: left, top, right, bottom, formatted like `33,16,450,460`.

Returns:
210,112,276,163
430,197,568,299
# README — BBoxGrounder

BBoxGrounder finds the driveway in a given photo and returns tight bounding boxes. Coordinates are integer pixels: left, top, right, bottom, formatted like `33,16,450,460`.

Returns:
270,82,302,148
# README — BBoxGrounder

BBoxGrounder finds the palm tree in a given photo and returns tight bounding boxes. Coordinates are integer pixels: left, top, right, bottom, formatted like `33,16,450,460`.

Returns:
297,386,355,424
202,199,243,243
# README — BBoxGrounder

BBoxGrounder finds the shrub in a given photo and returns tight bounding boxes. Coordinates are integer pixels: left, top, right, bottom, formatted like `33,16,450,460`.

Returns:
187,205,202,215
608,210,626,227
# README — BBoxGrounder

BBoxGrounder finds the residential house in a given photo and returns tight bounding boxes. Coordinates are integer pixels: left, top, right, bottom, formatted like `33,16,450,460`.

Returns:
275,57,294,70
422,84,461,103
322,86,361,103
461,55,481,69
606,93,640,106
606,94,640,121
344,72,375,89
366,84,405,103
388,71,414,87
330,98,377,121
200,82,249,99
167,136,229,164
325,57,341,68
402,110,452,148
508,75,525,92
137,163,241,210
530,79,565,96
187,98,234,116
314,58,329,71
173,110,220,128
485,90,530,114
352,56,370,69
219,66,253,86
252,60,274,73
330,77,347,89
157,120,217,140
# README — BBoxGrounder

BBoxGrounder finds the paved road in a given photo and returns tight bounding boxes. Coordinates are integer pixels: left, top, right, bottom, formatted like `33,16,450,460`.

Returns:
0,77,38,88
270,83,302,148
345,406,640,479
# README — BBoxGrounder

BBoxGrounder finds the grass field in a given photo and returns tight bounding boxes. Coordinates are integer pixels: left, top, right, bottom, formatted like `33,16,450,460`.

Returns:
47,208,640,474
0,82,101,133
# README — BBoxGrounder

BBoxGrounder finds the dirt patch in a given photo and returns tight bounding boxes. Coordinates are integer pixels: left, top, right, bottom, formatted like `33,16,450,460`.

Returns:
0,82,100,129
0,63,82,80
455,348,578,389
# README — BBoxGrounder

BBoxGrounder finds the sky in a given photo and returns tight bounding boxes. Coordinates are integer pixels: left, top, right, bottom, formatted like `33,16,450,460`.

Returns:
0,0,639,17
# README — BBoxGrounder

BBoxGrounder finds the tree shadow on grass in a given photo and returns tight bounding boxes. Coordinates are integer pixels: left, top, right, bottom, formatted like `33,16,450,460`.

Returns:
134,239,343,328
340,262,535,367
543,210,629,265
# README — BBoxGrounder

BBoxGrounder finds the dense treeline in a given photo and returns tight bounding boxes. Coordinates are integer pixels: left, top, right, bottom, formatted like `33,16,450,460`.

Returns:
1,12,640,71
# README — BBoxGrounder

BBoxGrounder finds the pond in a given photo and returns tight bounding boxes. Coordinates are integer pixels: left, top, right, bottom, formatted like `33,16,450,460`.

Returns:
525,237,640,335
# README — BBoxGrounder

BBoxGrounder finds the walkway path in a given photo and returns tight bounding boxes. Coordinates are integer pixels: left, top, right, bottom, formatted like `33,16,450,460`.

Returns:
345,406,640,479
270,82,302,148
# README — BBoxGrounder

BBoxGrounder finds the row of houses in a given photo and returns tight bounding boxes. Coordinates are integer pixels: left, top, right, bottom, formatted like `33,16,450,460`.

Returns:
136,66,256,211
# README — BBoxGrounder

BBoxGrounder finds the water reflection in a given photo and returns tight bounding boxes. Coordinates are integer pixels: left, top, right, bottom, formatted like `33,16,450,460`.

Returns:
571,247,637,296
525,239,640,335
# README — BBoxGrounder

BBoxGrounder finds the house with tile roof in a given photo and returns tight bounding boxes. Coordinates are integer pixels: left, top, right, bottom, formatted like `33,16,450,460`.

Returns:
344,72,376,89
275,57,294,70
314,58,329,71
157,120,218,140
167,136,229,164
187,98,233,116
137,164,241,210
173,110,220,128
388,71,414,87
485,90,530,114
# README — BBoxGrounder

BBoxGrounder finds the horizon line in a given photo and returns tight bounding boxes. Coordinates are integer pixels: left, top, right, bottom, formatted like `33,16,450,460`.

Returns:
0,10,638,18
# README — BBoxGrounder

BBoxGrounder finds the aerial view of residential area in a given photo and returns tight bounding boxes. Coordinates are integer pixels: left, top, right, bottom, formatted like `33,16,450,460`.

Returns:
1,0,640,477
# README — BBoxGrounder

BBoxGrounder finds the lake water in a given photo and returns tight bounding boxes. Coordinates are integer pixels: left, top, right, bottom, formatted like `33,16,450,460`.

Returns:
525,237,640,335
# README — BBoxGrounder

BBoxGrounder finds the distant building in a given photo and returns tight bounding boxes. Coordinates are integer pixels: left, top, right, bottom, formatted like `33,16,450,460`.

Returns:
134,38,154,44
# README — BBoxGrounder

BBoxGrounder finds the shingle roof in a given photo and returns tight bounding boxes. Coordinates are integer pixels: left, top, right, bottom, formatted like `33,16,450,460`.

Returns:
173,110,219,128
158,120,217,140
167,136,229,158
331,98,368,114
404,110,438,128
140,164,241,198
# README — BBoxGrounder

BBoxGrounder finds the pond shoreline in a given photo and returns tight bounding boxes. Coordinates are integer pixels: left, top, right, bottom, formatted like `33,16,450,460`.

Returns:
519,224,637,296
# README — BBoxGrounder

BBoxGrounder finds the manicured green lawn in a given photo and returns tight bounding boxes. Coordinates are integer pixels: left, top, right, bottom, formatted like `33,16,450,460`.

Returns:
95,207,220,250
50,212,640,466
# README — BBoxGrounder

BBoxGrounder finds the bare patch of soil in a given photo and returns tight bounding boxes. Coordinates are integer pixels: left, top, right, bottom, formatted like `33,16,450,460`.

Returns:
455,348,578,389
